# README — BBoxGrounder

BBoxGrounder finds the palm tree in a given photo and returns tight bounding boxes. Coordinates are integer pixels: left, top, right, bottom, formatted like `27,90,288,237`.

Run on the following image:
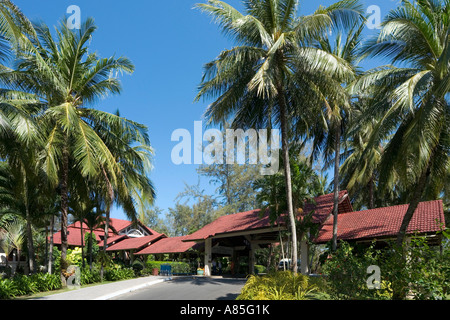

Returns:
354,0,450,246
92,109,155,279
8,17,148,284
307,20,366,251
195,0,363,274
2,217,25,275
83,206,107,270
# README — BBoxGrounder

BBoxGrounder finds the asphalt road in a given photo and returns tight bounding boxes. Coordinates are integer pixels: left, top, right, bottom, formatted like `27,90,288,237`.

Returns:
110,277,247,300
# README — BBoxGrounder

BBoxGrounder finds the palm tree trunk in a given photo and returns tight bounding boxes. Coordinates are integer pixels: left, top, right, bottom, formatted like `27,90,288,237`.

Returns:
60,147,69,286
368,175,375,209
278,89,298,275
100,166,114,281
396,162,431,247
80,220,85,269
25,209,35,274
22,168,36,274
48,215,54,274
332,123,341,252
89,228,93,270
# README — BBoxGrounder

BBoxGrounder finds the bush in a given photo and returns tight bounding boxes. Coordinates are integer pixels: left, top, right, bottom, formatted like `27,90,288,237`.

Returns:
0,278,17,300
322,241,388,300
145,261,192,275
322,239,450,300
29,273,62,292
80,268,101,285
254,265,267,275
237,271,319,300
0,273,62,299
104,264,135,282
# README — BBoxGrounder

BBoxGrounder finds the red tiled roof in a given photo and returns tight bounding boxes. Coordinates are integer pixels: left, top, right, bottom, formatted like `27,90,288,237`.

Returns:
98,234,129,248
106,234,166,252
52,218,159,247
136,236,201,255
314,200,445,243
183,192,352,242
52,226,103,247
303,191,353,223
182,209,274,242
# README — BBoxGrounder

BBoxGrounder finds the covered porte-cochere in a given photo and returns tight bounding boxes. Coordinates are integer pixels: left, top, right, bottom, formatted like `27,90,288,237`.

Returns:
182,191,445,277
182,191,354,276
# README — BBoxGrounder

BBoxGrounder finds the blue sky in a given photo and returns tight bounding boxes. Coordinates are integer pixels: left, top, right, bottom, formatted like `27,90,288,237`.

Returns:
13,0,398,221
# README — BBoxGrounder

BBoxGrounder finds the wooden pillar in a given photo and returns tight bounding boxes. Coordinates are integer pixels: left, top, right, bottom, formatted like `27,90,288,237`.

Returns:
249,242,256,275
300,240,309,275
204,238,212,276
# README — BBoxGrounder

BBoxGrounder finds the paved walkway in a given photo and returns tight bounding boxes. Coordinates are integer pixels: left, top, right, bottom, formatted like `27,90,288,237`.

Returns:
33,275,171,300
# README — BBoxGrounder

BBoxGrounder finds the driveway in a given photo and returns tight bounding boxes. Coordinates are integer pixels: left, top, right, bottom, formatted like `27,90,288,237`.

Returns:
110,276,247,300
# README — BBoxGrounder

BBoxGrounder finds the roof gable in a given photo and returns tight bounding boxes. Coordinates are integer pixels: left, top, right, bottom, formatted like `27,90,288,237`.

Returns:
136,236,201,255
314,200,445,243
106,234,166,252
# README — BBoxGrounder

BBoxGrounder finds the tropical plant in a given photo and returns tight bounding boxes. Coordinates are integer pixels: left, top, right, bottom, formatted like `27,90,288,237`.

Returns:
353,0,450,245
195,0,364,274
4,16,154,284
308,20,366,251
237,271,319,300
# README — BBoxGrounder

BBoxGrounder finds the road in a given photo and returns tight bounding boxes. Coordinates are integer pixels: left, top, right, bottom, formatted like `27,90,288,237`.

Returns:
110,277,247,300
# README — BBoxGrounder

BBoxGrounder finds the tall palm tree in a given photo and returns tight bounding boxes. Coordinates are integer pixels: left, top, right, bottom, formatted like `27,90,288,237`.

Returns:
92,109,155,280
195,0,363,273
307,20,366,251
354,0,450,246
7,17,149,284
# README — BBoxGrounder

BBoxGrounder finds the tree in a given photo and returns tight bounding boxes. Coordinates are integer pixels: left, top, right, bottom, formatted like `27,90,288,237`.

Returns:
93,109,155,280
195,0,363,274
1,217,25,275
355,0,450,246
9,17,141,284
309,20,366,251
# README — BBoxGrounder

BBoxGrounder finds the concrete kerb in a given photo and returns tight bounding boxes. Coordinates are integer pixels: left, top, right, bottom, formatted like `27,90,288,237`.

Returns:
93,276,173,300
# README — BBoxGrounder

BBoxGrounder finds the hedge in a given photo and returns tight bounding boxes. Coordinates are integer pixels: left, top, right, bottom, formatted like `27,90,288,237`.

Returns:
146,261,192,274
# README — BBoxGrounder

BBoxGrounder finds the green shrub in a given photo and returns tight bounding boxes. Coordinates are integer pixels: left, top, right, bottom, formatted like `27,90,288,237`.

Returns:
237,271,318,300
0,278,17,300
29,273,62,292
80,268,101,285
11,274,39,296
254,265,266,275
322,241,387,300
104,264,135,282
145,261,192,274
322,238,450,300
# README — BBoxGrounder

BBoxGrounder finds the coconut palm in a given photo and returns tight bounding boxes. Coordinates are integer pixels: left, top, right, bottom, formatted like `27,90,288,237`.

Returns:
195,0,364,273
5,17,151,284
353,0,450,246
306,20,366,251
1,217,25,275
92,109,155,280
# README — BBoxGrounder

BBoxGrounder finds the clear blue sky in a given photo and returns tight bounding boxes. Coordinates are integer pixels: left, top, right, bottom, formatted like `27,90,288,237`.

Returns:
13,0,398,221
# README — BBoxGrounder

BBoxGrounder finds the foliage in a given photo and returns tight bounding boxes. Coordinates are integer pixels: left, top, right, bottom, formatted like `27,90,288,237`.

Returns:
80,268,101,285
66,247,83,267
104,264,135,282
145,261,192,274
0,273,62,299
322,239,450,300
322,241,390,300
237,271,319,300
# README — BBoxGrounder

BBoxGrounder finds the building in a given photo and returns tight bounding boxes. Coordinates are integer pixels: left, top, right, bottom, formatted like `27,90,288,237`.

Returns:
51,218,163,250
181,191,446,276
46,191,446,276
